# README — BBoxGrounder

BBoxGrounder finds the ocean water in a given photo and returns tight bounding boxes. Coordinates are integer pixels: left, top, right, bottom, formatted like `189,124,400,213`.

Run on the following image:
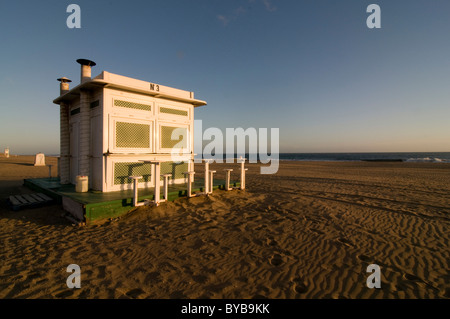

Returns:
277,152,450,163
199,152,450,163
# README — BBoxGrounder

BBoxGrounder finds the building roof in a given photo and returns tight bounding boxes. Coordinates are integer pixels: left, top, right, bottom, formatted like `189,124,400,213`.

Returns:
53,71,207,107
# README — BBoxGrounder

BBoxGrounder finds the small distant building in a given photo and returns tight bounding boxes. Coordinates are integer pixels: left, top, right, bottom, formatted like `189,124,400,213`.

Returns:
4,148,9,158
53,59,206,192
34,153,45,166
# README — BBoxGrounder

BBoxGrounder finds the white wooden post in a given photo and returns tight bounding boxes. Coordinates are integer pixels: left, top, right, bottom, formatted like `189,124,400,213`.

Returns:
239,157,247,190
209,170,216,194
129,176,143,207
224,169,233,191
183,171,195,198
162,174,172,200
154,162,161,206
139,160,165,206
241,168,248,190
203,159,214,194
204,160,209,194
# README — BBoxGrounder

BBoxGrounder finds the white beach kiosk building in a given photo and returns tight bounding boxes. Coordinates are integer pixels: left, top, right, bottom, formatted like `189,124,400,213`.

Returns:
54,59,207,195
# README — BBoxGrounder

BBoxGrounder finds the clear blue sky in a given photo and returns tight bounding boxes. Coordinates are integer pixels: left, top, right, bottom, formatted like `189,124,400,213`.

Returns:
0,0,449,154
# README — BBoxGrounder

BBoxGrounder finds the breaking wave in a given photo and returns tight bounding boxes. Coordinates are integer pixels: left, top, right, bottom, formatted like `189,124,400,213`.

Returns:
406,157,449,163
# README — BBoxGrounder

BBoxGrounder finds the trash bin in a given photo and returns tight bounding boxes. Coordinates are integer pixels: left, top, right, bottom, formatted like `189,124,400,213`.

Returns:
76,175,88,192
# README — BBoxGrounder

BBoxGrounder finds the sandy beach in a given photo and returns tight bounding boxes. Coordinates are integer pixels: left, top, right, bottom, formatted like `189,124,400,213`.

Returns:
0,155,449,299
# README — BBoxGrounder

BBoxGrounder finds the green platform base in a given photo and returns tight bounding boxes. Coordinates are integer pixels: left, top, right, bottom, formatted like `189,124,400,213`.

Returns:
23,178,240,224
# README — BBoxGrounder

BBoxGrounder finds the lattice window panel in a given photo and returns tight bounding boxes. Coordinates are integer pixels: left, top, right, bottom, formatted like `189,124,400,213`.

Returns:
114,162,152,185
160,106,188,117
160,126,188,149
114,99,152,111
116,122,150,148
160,161,189,180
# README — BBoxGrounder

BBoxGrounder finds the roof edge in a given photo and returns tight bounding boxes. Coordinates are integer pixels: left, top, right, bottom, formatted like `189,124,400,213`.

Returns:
53,72,207,107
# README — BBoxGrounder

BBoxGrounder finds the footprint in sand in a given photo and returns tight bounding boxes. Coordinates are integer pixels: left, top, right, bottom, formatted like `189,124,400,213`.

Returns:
25,272,41,281
331,292,348,299
145,271,162,283
441,288,450,298
96,265,106,279
403,273,422,282
254,224,268,231
270,254,284,266
125,288,146,299
292,278,308,294
54,290,76,298
266,238,278,246
192,274,208,284
252,238,264,246
357,254,372,263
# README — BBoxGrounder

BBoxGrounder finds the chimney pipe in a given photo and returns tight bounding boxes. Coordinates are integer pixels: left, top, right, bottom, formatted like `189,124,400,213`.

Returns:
57,77,72,95
76,59,96,84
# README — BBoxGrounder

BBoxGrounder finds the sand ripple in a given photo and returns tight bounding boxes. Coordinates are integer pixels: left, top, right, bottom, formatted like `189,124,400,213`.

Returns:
0,159,449,298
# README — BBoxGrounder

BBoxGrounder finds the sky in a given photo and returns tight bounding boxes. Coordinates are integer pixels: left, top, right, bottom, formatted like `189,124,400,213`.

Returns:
0,0,449,155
